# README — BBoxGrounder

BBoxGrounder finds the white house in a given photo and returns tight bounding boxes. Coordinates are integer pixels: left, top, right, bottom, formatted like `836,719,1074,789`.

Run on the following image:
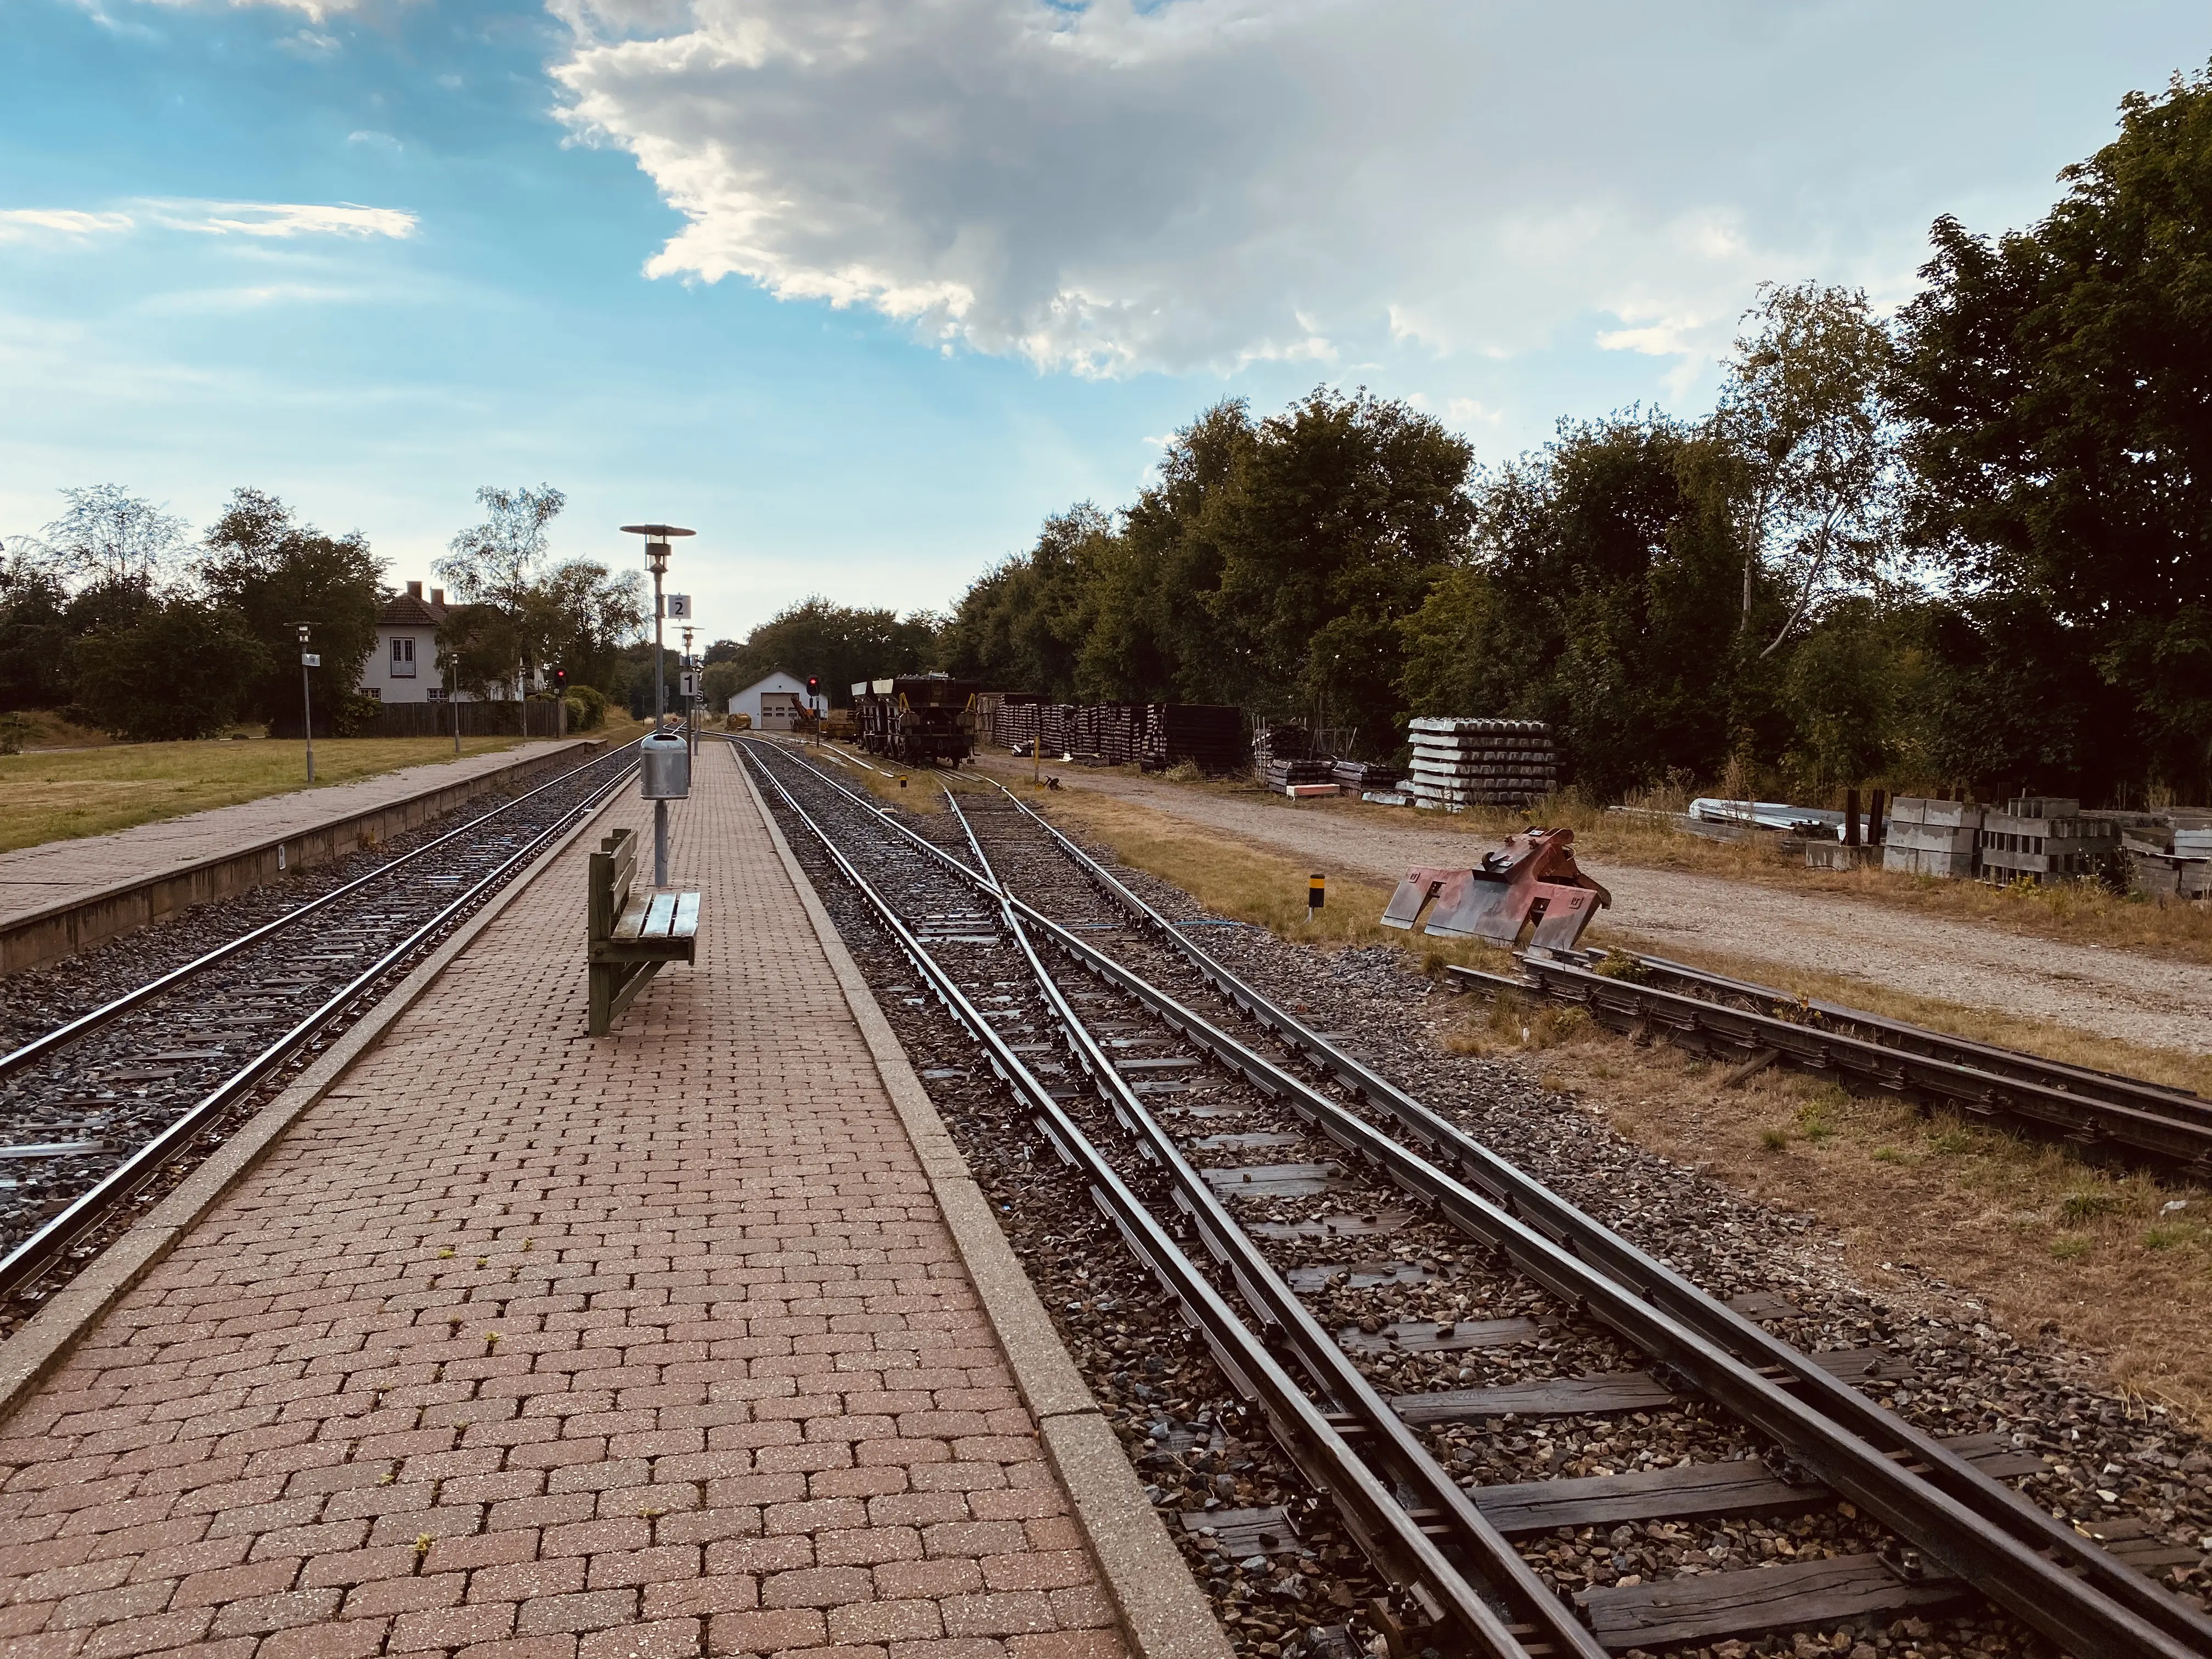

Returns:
360,582,468,704
729,669,810,730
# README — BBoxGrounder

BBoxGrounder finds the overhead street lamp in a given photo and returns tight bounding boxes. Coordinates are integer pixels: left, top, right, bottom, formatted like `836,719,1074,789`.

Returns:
622,523,696,888
296,623,320,784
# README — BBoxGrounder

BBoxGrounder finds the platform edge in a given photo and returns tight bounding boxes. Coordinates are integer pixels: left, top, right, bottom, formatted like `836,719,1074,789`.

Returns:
0,777,628,1431
730,746,1234,1659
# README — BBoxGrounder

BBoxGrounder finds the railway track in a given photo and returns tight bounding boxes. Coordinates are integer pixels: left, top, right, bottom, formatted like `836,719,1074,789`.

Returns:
737,735,2212,1659
0,738,642,1317
1450,951,2212,1182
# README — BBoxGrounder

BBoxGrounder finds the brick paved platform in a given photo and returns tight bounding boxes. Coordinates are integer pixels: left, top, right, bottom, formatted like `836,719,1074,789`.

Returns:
0,745,1131,1659
0,741,588,934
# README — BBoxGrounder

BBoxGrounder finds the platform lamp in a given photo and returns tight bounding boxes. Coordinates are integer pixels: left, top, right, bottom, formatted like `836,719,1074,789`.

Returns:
681,624,696,761
296,623,320,784
622,523,696,887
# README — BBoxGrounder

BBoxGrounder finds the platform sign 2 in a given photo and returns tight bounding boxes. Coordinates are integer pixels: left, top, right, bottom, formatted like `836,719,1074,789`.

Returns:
664,594,692,620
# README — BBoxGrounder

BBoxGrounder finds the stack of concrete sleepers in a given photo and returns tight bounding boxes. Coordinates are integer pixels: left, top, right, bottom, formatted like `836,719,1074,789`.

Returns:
1977,798,2120,886
2123,821,2212,900
1881,798,1984,879
1406,718,1557,811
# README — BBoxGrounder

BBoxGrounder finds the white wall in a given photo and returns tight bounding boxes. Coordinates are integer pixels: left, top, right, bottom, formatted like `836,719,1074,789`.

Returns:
360,626,444,704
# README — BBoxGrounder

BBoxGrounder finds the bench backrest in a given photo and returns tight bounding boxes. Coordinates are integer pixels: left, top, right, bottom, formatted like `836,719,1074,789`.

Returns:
588,828,638,943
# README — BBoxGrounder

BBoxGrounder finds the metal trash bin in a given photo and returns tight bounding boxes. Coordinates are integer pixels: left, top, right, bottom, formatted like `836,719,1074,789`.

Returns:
640,731,692,800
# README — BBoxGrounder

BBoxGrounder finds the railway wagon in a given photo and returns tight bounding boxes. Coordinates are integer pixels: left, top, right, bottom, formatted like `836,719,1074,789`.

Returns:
850,674,980,765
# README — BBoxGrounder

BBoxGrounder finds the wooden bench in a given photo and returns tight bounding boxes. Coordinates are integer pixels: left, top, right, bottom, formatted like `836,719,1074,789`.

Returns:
587,827,699,1035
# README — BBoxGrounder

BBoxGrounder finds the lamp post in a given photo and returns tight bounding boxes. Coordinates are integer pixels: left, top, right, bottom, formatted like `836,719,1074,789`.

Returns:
296,623,319,783
622,523,695,888
681,624,696,761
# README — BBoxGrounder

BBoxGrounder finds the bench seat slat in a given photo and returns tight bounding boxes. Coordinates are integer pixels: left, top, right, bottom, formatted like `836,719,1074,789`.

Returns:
672,892,701,938
643,892,678,938
611,893,655,941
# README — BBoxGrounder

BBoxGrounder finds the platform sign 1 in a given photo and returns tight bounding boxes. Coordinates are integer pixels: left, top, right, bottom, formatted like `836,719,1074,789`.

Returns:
664,593,692,620
301,652,321,668
680,671,701,697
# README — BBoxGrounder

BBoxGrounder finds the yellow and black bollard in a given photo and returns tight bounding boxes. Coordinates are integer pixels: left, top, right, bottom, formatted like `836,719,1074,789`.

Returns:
1307,872,1325,922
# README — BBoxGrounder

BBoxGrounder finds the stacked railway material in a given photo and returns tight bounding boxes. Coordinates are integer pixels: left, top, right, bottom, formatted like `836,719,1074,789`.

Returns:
1977,797,2120,885
1882,797,1984,879
2124,820,2212,900
739,736,2212,1659
1254,725,1334,789
1407,717,1557,810
1144,703,1243,772
1068,702,1146,766
1331,758,1401,789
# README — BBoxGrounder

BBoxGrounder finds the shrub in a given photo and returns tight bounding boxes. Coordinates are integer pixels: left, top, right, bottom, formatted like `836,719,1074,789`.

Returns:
565,684,607,730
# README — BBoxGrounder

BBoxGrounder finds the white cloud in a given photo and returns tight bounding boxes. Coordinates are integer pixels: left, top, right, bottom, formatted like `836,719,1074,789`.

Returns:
548,0,2083,381
0,210,136,241
144,200,419,239
2,200,417,246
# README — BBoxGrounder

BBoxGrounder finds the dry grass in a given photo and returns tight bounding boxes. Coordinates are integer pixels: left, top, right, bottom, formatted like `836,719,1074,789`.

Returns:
1026,780,1510,970
1029,773,2212,1422
1034,756,2212,966
1517,1020,2212,1423
0,733,554,854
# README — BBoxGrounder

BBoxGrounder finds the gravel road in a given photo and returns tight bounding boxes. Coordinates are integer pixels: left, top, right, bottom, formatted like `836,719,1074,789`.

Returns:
1006,764,2212,1057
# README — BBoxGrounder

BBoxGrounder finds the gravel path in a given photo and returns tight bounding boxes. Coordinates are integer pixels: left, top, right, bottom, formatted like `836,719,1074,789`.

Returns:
1004,764,2212,1057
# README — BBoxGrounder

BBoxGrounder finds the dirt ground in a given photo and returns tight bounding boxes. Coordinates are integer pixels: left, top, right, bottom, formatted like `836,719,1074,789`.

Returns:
977,756,2212,1057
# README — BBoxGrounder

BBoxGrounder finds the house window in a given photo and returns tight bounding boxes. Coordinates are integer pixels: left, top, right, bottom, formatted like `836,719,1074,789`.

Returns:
391,636,416,677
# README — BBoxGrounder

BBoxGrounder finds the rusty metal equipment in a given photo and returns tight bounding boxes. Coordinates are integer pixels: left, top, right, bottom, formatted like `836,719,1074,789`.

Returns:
1379,827,1611,950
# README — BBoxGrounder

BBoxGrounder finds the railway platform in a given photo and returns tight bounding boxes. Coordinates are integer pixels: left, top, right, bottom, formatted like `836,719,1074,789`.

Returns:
0,740,601,975
0,744,1208,1659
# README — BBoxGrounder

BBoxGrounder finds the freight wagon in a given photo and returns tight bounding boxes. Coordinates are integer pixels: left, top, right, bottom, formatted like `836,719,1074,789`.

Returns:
850,674,980,766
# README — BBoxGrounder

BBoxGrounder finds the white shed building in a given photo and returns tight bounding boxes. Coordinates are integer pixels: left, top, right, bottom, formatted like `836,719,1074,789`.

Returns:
728,669,811,730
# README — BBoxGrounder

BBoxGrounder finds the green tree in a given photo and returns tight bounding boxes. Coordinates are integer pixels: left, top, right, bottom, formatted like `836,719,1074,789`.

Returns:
522,558,647,692
66,595,267,741
436,484,566,705
1206,388,1473,743
196,489,382,731
1893,65,2212,797
38,485,188,590
1713,281,1899,655
718,596,941,709
1397,415,1748,798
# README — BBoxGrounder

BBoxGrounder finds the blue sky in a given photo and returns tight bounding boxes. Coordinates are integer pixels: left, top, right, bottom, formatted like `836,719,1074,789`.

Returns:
4,1,2207,643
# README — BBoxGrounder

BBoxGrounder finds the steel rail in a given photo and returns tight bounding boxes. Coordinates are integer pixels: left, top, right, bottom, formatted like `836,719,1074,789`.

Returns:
941,787,1602,1659
1487,953,2212,1180
1603,949,2207,1115
0,755,640,1304
766,746,2209,1657
733,741,1543,1658
765,741,2212,1655
0,738,643,1081
978,780,2212,1659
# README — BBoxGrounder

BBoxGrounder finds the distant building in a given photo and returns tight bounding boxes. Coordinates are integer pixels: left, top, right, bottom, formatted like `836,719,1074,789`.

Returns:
361,582,467,704
728,670,810,731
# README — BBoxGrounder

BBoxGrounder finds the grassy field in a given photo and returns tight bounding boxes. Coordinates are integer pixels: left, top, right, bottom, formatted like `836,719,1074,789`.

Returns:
1022,775,2212,1421
0,732,610,854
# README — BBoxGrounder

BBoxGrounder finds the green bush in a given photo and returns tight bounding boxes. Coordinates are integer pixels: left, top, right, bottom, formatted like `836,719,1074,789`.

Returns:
565,684,607,730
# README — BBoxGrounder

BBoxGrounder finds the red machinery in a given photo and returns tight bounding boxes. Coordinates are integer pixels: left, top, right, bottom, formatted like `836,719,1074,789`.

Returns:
1379,827,1611,951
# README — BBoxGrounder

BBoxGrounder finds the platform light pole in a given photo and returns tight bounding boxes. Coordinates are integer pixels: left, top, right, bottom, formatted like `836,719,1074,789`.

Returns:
682,624,696,760
296,623,319,783
622,523,695,888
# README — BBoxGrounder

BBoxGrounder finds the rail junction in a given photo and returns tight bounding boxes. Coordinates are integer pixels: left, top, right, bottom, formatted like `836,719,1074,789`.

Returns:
737,735,2212,1659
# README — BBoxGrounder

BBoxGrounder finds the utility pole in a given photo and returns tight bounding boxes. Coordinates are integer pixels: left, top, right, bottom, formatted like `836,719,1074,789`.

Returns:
296,623,318,784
